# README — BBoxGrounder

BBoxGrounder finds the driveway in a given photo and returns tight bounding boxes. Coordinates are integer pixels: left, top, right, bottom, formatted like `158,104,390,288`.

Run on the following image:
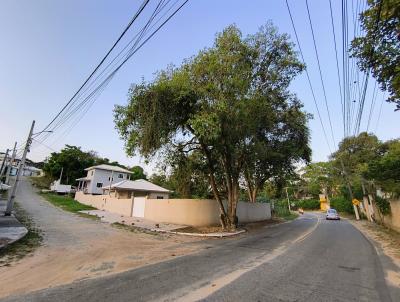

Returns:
0,178,204,298
2,210,399,301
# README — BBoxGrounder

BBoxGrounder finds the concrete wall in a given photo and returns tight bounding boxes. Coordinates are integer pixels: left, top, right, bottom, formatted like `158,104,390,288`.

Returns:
144,199,271,226
76,192,272,226
373,199,400,233
75,191,133,216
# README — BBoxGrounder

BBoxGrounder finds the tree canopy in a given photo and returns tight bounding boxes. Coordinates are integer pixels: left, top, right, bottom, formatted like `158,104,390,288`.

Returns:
351,0,400,110
43,145,145,185
114,23,310,230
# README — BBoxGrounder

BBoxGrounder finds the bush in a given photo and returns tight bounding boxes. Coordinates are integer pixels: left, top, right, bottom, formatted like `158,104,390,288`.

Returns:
330,196,354,214
292,199,320,210
375,196,391,216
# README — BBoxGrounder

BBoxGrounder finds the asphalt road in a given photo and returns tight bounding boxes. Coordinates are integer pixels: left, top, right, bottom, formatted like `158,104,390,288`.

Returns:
2,212,397,302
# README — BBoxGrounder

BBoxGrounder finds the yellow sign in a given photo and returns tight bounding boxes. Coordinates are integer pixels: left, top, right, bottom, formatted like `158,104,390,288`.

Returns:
352,199,360,206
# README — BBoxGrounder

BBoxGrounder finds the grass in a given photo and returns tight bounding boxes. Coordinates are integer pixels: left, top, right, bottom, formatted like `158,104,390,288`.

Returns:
40,193,99,220
0,202,42,267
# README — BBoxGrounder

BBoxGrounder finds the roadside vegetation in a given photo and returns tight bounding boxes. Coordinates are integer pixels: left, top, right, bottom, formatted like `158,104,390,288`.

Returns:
0,202,42,267
40,193,99,220
273,200,298,221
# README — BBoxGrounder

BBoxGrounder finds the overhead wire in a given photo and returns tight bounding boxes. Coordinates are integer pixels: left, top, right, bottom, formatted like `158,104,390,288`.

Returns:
32,0,189,154
285,0,333,154
305,0,336,146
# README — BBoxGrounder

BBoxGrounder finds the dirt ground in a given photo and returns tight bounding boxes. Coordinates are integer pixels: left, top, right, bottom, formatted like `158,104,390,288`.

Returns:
0,179,205,298
350,219,400,288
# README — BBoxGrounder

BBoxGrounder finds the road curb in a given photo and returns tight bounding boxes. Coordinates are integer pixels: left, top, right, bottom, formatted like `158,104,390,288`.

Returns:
151,228,246,237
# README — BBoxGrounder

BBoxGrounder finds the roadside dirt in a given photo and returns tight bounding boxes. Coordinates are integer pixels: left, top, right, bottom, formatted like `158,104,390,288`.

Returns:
350,220,400,288
0,179,205,299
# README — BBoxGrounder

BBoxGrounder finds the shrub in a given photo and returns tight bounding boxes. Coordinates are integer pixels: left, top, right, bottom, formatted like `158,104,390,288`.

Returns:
330,196,354,214
375,196,391,216
294,199,320,210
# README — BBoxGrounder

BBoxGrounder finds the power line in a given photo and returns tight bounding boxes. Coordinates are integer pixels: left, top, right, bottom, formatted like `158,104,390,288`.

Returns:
33,0,189,149
32,0,190,155
328,0,344,136
285,0,332,154
366,80,378,131
305,0,336,147
38,0,151,135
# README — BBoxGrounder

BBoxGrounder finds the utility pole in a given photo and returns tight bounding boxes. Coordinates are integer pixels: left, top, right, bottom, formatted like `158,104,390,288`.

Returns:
5,142,17,185
0,148,10,180
5,121,35,216
340,159,360,220
285,187,291,211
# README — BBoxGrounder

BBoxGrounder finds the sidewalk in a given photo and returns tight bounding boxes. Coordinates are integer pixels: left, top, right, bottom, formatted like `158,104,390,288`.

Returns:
80,209,246,237
0,199,28,249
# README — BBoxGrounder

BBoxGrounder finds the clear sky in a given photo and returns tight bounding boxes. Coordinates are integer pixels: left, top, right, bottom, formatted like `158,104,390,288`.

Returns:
0,0,398,175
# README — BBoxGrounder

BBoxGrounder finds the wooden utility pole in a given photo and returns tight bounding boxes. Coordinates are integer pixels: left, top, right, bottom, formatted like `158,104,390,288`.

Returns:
0,148,10,180
340,159,360,220
5,142,17,185
5,121,35,216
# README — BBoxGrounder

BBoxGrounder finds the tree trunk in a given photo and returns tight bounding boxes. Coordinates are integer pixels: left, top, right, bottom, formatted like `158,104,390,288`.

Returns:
225,180,239,231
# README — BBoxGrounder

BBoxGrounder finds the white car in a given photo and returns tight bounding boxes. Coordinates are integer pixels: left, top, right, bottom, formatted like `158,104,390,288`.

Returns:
326,209,340,220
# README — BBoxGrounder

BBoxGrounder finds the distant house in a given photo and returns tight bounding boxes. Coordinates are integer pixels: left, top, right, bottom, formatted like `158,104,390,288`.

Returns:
102,179,170,199
76,164,132,195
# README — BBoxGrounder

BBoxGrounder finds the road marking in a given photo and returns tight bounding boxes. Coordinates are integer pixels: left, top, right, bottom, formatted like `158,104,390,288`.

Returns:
170,214,321,302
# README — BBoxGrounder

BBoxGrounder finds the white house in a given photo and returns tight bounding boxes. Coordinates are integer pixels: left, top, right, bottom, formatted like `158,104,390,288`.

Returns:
76,164,132,195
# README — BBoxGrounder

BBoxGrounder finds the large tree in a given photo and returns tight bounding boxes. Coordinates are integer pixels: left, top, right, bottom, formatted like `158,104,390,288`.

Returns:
364,139,400,195
114,23,310,230
43,145,99,185
351,0,400,110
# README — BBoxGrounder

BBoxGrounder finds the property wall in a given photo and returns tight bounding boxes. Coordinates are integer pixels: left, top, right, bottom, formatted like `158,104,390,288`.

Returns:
144,199,271,226
372,199,400,233
75,191,133,216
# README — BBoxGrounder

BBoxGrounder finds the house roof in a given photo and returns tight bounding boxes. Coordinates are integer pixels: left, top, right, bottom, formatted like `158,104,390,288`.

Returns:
84,164,132,174
102,179,170,193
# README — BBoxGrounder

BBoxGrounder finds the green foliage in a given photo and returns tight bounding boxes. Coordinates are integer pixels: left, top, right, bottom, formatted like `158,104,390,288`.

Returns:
375,195,391,216
130,166,146,180
291,199,320,210
351,0,400,110
42,145,145,186
273,199,298,220
43,145,101,185
330,196,354,214
300,162,340,197
114,22,309,229
364,140,400,195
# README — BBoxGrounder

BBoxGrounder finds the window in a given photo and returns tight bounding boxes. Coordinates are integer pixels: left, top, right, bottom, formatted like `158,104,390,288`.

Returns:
108,177,114,181
118,173,124,178
156,196,164,199
96,183,103,188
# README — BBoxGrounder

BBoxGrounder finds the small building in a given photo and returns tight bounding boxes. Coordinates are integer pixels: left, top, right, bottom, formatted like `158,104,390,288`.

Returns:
102,179,170,199
76,164,132,195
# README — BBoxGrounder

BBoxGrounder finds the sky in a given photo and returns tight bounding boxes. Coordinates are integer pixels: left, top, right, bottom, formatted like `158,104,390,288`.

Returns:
0,0,398,175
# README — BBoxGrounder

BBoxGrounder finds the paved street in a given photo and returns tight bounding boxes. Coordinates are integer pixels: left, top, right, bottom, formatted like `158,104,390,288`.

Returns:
2,206,398,302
